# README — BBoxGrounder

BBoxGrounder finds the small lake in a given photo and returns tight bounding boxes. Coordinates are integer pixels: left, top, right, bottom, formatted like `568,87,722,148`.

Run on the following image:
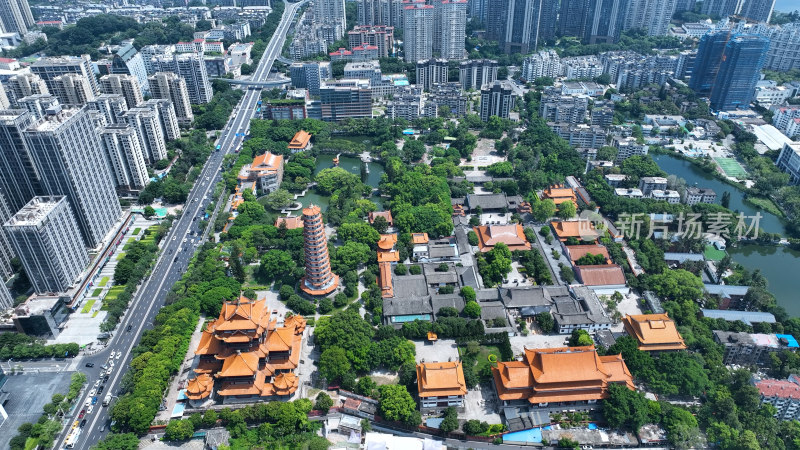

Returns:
653,153,800,316
294,153,386,211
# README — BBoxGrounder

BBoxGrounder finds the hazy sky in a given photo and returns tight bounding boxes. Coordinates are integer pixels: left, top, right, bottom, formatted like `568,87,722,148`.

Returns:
774,0,799,13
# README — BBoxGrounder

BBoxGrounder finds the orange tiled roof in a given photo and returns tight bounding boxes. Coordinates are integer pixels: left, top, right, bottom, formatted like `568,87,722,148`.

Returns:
492,346,634,403
551,220,600,241
566,244,611,264
185,374,213,400
275,215,304,229
622,314,687,351
474,224,531,252
217,351,260,377
377,234,399,263
288,130,312,150
369,210,393,226
574,264,626,286
411,232,429,244
378,261,394,298
239,152,283,180
417,361,468,398
542,186,577,206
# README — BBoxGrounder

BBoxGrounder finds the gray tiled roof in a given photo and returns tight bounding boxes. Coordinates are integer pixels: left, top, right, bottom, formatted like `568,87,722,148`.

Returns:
383,296,433,316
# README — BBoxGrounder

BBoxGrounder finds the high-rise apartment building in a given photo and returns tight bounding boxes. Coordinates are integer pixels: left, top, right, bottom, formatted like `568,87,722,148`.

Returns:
459,59,498,91
762,23,800,72
151,53,213,104
700,0,740,18
122,107,168,163
469,0,487,22
23,105,121,248
0,278,11,308
624,0,678,37
4,73,49,107
300,205,339,296
140,99,180,142
100,125,149,190
314,0,347,42
357,0,403,27
403,3,434,63
348,25,395,58
17,94,58,121
486,0,508,42
100,74,144,109
0,190,15,281
0,0,34,35
480,81,514,121
110,42,150,95
148,72,194,125
416,59,449,91
51,74,95,107
560,0,591,39
0,109,39,212
3,196,89,295
709,34,770,111
585,0,628,44
501,0,558,54
436,0,467,60
87,94,128,126
522,50,563,81
141,44,175,74
0,83,9,109
30,55,99,97
738,0,776,23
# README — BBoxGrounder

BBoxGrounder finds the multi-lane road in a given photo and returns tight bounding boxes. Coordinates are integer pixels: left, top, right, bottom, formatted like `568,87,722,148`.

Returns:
54,1,305,448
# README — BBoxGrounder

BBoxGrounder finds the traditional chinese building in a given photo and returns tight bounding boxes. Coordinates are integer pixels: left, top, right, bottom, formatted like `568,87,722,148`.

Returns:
492,346,634,409
368,210,393,227
185,295,307,405
238,152,284,193
300,205,339,296
275,215,304,230
417,361,468,412
377,234,399,298
473,224,531,252
288,130,312,153
622,313,687,353
541,185,578,207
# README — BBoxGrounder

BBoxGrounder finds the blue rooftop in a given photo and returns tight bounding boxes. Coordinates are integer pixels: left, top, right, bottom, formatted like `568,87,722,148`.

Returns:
701,309,776,325
777,334,799,348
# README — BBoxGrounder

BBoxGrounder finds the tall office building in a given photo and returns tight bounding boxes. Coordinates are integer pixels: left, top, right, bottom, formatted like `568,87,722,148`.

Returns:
87,94,128,126
289,62,332,97
111,42,150,95
300,205,339,296
0,0,34,35
0,279,11,308
148,72,194,125
585,0,629,44
4,73,49,107
122,107,168,163
0,190,15,280
709,34,770,111
738,0,776,23
459,59,498,90
23,106,121,248
151,53,212,104
560,0,591,39
4,196,89,295
468,0,487,22
100,74,144,109
436,0,467,60
100,125,149,190
416,59,449,91
319,85,372,121
624,0,678,37
480,81,514,121
501,0,558,54
690,32,732,96
315,0,347,42
0,109,39,212
403,3,434,63
31,55,100,97
52,74,95,107
485,0,508,42
140,99,180,142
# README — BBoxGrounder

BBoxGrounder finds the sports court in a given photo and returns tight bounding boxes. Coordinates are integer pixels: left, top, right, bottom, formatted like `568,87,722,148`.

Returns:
715,157,748,178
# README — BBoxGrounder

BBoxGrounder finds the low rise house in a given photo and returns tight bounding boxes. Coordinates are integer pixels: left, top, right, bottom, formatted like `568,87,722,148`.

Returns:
541,185,577,207
417,361,468,412
551,220,600,242
275,216,303,230
473,224,531,252
368,210,393,227
614,188,644,199
638,177,668,196
621,313,687,353
565,244,611,265
492,346,634,409
685,187,717,205
573,265,628,294
604,174,628,188
288,130,312,153
551,286,612,334
238,152,284,194
650,189,680,203
714,330,799,366
701,309,776,326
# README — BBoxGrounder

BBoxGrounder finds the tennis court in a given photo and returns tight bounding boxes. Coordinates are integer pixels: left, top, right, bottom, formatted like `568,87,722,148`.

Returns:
715,157,748,178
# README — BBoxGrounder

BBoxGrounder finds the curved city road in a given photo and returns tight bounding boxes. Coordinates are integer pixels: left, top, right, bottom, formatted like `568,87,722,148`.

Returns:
53,1,306,448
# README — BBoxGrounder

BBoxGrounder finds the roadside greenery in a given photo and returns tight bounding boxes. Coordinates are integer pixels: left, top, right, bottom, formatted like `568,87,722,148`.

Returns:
0,333,79,360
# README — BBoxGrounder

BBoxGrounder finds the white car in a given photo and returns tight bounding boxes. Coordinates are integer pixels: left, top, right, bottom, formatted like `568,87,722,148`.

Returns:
87,405,94,414
84,398,92,407
115,351,121,360
88,389,96,397
94,380,101,388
